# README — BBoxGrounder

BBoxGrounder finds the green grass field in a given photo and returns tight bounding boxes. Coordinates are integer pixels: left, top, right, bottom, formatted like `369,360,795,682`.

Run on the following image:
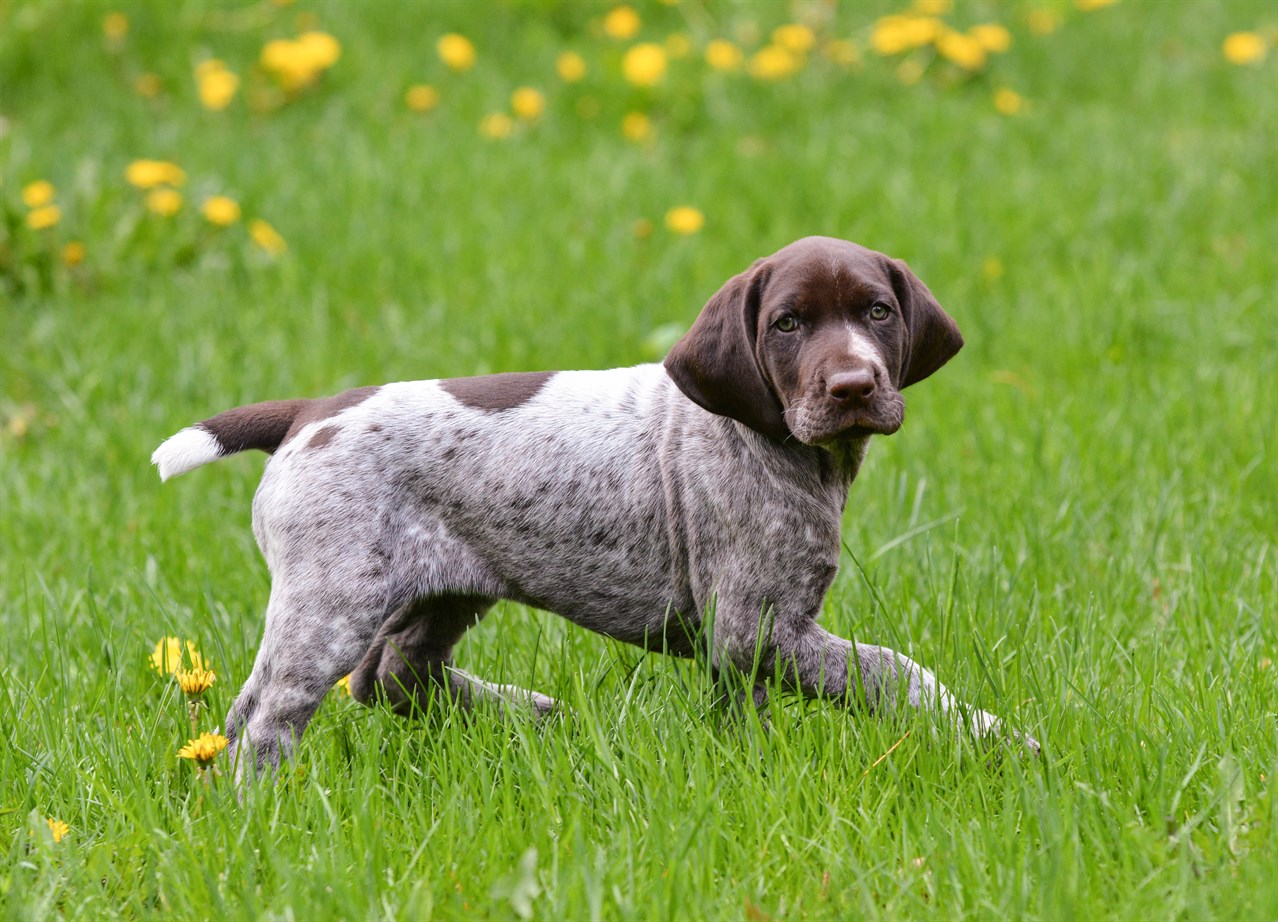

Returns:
2,1,1276,918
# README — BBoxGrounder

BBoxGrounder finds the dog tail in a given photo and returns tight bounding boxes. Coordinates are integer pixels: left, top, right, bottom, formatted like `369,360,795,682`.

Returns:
152,399,308,482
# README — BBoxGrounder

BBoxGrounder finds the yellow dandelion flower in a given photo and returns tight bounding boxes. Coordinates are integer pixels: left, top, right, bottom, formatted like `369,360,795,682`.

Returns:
150,637,204,675
479,112,514,139
1075,0,1118,10
103,12,128,40
772,24,816,55
146,188,182,216
994,88,1025,115
1026,9,1061,35
970,23,1012,54
823,40,861,68
334,674,352,696
27,205,61,230
405,84,440,112
872,15,942,55
47,818,70,842
437,33,476,72
198,68,240,111
556,51,587,82
261,39,313,90
177,732,229,766
1223,32,1267,65
935,29,987,70
622,43,667,87
603,6,641,41
913,0,951,13
622,111,652,142
511,86,545,120
297,31,341,70
126,159,186,189
135,72,162,98
665,33,692,59
664,206,704,236
748,45,802,80
22,180,55,208
705,39,743,72
62,241,86,266
202,196,240,226
176,667,216,697
249,219,287,256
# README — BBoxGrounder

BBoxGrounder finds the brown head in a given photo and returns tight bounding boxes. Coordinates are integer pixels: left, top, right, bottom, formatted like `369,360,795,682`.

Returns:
664,236,964,445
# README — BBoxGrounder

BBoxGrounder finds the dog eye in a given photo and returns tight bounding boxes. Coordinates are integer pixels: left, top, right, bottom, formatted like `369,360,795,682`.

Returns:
869,303,891,321
774,314,799,332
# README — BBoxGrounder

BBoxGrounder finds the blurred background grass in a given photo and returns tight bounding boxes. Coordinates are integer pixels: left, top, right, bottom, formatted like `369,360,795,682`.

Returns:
1,1,1276,919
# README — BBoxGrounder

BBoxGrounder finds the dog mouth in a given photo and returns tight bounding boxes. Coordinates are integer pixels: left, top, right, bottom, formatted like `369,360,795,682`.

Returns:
784,393,904,445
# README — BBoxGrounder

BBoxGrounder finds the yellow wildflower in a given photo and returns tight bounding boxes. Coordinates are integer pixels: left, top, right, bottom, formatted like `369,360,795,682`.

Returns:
249,219,288,256
146,188,182,216
871,15,942,55
261,39,310,89
664,206,704,236
297,31,341,70
823,40,861,68
772,24,816,54
103,12,128,40
994,88,1025,115
970,23,1012,54
27,206,61,230
1222,32,1267,65
126,160,186,189
198,67,240,111
623,43,667,87
176,667,216,697
1026,9,1061,35
748,45,802,80
202,196,241,226
622,111,652,142
46,818,70,842
334,674,352,696
62,241,86,266
603,6,641,41
913,0,951,13
1075,0,1118,9
479,112,514,139
936,29,987,70
437,33,476,72
177,732,229,766
135,73,163,98
22,180,55,208
705,39,743,72
556,51,587,82
665,33,692,59
150,637,204,675
405,84,440,112
511,86,546,120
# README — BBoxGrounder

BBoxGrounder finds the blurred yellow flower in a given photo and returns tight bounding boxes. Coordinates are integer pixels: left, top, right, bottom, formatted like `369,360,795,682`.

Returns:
46,818,70,842
22,180,55,208
936,29,987,70
62,241,86,266
970,24,1012,53
146,188,182,216
178,732,228,766
994,88,1025,115
126,160,186,189
202,196,240,226
1075,0,1118,9
749,45,802,80
603,6,641,41
261,32,340,90
1222,32,1267,65
705,39,743,72
298,31,341,69
103,12,128,40
623,43,666,87
872,15,942,55
27,206,61,230
622,111,652,142
250,219,288,256
772,24,816,54
511,86,546,120
334,674,352,696
823,40,861,68
1026,9,1061,35
665,33,692,59
437,33,476,72
556,51,587,82
405,84,440,112
198,67,240,111
913,0,951,12
176,667,216,697
135,72,163,98
150,637,204,675
479,112,514,139
665,206,704,235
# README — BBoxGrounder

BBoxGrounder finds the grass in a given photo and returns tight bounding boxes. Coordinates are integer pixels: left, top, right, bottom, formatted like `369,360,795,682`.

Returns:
2,0,1276,918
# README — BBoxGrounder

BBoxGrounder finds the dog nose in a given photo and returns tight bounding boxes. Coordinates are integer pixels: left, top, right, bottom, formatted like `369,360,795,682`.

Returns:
827,369,877,402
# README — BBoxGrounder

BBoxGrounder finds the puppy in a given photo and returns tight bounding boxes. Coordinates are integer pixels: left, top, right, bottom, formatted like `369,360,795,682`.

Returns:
153,236,1038,775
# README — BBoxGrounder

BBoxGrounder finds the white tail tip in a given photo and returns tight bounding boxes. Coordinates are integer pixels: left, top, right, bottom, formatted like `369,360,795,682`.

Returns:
152,427,221,481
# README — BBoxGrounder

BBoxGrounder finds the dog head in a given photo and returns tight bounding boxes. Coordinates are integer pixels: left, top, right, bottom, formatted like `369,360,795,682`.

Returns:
664,236,963,444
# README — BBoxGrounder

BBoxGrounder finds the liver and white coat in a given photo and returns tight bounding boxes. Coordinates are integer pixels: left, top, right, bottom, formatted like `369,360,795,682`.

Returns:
153,236,1038,777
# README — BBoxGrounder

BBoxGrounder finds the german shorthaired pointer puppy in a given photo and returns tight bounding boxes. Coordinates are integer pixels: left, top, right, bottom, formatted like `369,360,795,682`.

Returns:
153,236,1038,777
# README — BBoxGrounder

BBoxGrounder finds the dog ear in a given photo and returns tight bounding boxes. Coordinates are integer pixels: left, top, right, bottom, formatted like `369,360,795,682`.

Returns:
889,258,964,389
664,262,789,440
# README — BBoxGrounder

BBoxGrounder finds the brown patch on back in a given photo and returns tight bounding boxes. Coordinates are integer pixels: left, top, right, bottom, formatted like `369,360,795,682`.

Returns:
440,371,555,412
282,385,381,447
306,426,340,450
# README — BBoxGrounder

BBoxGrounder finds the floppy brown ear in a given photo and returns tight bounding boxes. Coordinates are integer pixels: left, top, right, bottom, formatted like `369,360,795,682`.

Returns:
889,258,964,388
663,263,789,439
